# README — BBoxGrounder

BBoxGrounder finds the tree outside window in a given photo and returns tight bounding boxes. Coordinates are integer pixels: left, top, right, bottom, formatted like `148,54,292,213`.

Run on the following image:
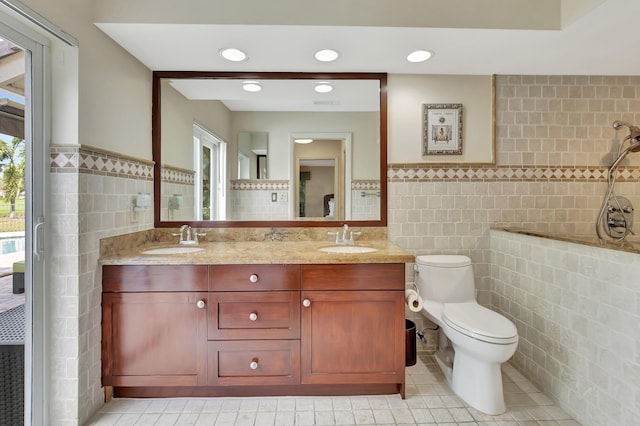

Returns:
0,136,25,219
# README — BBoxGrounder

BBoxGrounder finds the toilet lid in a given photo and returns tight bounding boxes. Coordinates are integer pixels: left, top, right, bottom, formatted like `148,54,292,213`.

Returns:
416,255,471,268
442,303,518,345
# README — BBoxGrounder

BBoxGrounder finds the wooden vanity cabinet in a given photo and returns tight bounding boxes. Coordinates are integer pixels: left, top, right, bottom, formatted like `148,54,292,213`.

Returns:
102,262,407,396
101,265,208,387
300,264,406,391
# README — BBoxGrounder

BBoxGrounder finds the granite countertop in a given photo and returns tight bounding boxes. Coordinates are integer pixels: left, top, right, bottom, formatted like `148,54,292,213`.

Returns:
99,239,415,265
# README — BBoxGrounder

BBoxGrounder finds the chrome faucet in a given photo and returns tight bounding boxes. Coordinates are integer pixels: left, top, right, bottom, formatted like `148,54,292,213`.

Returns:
328,224,361,245
173,225,205,245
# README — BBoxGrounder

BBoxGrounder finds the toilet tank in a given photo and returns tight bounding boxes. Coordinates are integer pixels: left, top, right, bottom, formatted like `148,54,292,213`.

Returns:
415,255,476,303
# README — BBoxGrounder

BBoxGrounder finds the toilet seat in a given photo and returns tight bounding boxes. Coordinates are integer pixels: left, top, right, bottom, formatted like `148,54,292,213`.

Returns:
442,303,518,345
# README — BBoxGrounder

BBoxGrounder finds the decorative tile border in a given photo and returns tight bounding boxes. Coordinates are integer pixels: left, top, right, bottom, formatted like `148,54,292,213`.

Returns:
388,164,640,182
161,165,195,185
50,145,154,180
352,180,380,190
230,180,289,190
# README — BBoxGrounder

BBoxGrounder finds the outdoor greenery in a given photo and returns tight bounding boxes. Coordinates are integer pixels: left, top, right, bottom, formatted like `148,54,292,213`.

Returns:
0,198,25,231
0,137,25,232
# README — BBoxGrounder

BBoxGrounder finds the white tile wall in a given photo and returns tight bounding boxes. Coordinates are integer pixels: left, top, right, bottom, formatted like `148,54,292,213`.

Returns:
351,189,380,220
490,228,640,426
228,189,290,220
161,181,195,222
389,74,640,423
49,146,154,425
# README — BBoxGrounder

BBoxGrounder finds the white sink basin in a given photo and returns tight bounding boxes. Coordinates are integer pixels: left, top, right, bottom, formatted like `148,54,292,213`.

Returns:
141,247,204,255
319,245,378,254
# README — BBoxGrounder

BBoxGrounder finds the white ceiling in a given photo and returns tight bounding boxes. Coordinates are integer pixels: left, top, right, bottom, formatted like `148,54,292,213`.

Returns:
169,78,381,111
94,0,640,111
95,0,640,75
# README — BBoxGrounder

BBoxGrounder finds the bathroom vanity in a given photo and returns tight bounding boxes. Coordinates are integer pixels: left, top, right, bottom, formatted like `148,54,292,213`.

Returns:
100,238,413,399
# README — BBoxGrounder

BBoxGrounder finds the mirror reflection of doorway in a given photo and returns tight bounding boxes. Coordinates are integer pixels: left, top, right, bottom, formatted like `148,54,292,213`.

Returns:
298,159,336,218
294,138,345,220
194,123,226,221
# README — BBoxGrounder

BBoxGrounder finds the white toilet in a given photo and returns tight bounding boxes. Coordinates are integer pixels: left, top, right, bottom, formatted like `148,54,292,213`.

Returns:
415,255,518,415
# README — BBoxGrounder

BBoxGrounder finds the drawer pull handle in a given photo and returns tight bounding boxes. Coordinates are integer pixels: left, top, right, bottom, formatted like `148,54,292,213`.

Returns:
249,274,259,283
302,299,311,308
249,359,259,370
196,300,206,309
249,312,258,321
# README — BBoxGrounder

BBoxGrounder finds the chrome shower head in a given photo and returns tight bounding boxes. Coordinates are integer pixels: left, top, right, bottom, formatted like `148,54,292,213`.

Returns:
612,120,640,134
612,120,640,149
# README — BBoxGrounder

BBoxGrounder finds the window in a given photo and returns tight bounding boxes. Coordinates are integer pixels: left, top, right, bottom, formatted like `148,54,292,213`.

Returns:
193,123,226,220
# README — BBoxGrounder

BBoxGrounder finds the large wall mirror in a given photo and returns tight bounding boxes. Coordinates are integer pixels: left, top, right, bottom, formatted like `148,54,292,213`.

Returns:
153,72,387,228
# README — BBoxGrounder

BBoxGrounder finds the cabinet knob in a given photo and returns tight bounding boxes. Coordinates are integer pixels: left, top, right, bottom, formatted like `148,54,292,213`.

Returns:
249,359,259,370
302,299,311,308
196,300,206,309
249,312,258,321
249,274,259,283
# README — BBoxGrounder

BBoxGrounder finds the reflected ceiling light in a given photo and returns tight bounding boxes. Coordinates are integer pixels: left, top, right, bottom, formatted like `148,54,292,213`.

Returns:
242,81,262,92
219,47,248,62
407,50,434,63
294,138,314,144
314,82,333,93
314,49,339,62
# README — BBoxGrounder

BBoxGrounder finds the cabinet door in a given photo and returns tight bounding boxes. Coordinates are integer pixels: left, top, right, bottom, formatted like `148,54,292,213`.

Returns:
300,290,405,385
102,292,208,387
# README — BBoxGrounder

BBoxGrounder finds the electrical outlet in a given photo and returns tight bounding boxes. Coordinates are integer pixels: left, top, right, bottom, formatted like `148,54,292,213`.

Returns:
280,192,288,202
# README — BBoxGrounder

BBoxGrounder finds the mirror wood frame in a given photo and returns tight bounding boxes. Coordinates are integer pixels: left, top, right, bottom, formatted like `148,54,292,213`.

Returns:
153,71,388,228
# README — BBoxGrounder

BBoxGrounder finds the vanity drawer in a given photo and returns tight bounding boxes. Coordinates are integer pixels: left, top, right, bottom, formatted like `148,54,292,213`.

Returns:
208,292,300,340
301,264,405,291
209,264,300,291
103,265,208,292
208,340,300,385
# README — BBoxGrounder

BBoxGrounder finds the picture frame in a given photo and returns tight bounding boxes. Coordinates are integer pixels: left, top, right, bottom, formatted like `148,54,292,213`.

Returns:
422,103,463,155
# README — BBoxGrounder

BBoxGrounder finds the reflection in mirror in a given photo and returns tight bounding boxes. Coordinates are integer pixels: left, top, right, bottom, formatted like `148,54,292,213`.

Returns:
293,134,349,221
238,131,268,179
154,72,387,227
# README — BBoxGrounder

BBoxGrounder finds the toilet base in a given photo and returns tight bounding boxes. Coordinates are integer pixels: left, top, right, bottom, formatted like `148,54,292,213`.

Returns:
447,349,506,415
434,350,452,381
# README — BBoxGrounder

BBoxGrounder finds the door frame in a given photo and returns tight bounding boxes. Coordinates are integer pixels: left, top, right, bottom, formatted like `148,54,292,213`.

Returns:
0,13,50,426
290,132,352,220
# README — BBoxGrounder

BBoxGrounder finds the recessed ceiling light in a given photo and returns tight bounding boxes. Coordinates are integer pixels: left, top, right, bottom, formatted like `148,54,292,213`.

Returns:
407,50,434,63
314,82,333,93
314,49,340,62
242,81,262,92
294,138,314,144
219,48,248,62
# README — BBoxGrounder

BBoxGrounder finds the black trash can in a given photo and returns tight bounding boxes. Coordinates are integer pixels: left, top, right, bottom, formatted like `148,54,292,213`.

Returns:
405,319,417,366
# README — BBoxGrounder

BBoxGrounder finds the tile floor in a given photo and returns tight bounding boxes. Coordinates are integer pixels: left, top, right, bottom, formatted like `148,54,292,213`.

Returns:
86,353,581,425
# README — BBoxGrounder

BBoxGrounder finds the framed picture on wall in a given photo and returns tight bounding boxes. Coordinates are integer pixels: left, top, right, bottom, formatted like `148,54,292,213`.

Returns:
422,103,463,155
